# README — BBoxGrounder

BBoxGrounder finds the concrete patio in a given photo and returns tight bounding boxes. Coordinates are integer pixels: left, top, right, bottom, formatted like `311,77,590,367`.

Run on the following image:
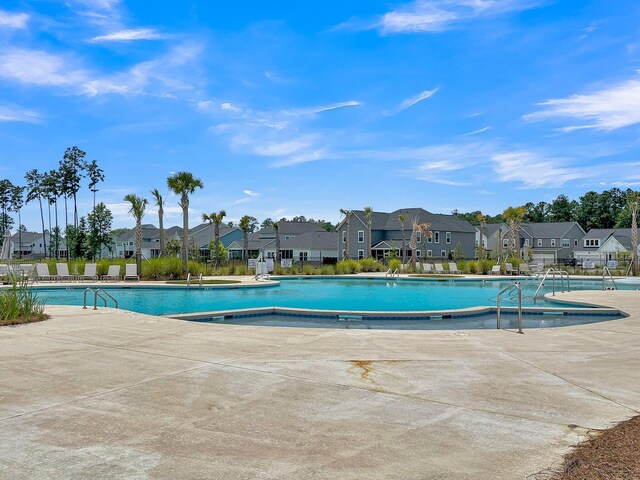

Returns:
1,290,639,479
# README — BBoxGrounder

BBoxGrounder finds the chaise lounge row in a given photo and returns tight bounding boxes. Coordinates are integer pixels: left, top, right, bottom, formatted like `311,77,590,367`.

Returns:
4,263,140,282
421,262,462,274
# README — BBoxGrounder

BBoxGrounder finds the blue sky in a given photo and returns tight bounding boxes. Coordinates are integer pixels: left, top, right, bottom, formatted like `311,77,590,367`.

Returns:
1,0,640,229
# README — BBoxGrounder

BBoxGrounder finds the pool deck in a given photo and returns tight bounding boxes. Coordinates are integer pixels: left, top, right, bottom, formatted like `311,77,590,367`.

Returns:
1,289,639,479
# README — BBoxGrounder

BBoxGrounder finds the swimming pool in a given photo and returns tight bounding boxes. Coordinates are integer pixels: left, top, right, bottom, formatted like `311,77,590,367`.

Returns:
33,276,629,319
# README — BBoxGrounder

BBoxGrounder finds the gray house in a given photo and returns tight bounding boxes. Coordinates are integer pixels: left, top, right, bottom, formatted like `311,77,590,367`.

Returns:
483,222,585,263
337,208,476,261
573,228,638,266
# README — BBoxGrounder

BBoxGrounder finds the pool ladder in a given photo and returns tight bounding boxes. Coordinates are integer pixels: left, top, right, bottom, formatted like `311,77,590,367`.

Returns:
385,269,400,278
186,273,203,287
496,282,523,334
533,268,570,298
83,288,118,310
602,266,617,290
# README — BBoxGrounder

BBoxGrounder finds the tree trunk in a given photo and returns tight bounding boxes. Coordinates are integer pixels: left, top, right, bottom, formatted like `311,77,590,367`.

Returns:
39,196,46,258
136,221,142,277
182,200,189,277
368,222,372,258
18,209,22,259
158,208,165,257
344,217,350,260
632,211,638,276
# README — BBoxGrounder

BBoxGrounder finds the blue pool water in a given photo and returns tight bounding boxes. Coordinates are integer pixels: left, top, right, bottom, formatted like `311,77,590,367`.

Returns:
34,277,631,316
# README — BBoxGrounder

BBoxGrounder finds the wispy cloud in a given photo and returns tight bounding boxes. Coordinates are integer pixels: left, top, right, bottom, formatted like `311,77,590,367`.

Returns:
464,126,491,135
377,0,545,34
90,28,168,42
282,100,361,117
0,105,40,123
0,43,201,97
524,77,640,131
0,10,29,29
492,151,585,188
243,189,259,197
395,88,439,113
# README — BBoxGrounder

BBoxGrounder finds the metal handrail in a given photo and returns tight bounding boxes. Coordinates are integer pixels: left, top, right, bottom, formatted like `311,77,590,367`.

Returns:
83,287,118,310
533,268,570,298
496,282,523,334
385,269,400,279
602,266,617,290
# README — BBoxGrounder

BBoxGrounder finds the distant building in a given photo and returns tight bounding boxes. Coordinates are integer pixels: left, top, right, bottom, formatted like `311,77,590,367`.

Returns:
227,221,338,261
482,222,585,263
8,231,66,259
337,208,476,260
573,228,639,266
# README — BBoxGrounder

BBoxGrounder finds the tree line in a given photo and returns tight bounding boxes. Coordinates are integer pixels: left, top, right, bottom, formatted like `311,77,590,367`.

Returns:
0,146,111,260
452,189,639,231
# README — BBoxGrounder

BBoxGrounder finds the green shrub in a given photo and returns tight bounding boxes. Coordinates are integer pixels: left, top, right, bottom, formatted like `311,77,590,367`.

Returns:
320,264,336,275
478,259,494,274
388,258,401,272
336,259,362,274
302,264,316,275
0,279,46,325
467,261,478,274
358,258,383,272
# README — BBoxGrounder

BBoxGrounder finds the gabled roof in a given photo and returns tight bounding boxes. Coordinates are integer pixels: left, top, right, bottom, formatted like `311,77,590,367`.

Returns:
280,231,338,250
484,222,584,239
584,228,632,250
259,221,326,237
343,208,475,233
9,231,42,244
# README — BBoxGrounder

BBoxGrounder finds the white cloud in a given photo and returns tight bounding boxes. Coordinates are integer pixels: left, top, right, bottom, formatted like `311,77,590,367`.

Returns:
282,101,361,117
492,151,584,188
0,105,40,123
396,88,439,112
417,160,464,172
464,126,491,135
91,28,168,42
524,77,640,131
269,150,327,168
253,137,316,157
243,189,259,197
378,0,545,34
220,102,242,112
0,10,29,29
0,43,201,97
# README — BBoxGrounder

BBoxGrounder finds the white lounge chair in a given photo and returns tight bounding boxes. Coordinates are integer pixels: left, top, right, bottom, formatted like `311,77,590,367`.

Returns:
490,264,501,275
20,264,36,281
124,263,139,281
79,263,98,282
36,263,56,281
101,265,121,282
448,262,461,274
56,263,77,282
505,263,514,275
0,264,9,283
434,263,446,273
422,263,433,273
518,263,531,275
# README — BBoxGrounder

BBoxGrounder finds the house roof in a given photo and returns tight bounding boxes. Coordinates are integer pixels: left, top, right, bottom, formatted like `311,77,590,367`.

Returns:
10,231,42,244
259,221,326,237
584,228,633,250
484,222,583,239
280,231,338,250
345,208,476,233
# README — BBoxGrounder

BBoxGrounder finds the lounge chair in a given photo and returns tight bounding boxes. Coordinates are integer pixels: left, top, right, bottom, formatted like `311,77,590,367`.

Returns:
124,264,139,282
36,263,56,281
448,262,461,274
56,263,77,282
19,264,35,282
434,263,446,273
79,263,98,282
422,263,433,273
0,264,9,284
505,263,514,275
490,264,501,275
101,265,121,282
518,263,531,275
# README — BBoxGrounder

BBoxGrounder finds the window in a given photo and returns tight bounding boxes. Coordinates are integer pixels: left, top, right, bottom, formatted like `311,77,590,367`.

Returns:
434,231,440,243
574,239,578,246
537,239,542,247
284,235,291,240
342,231,346,243
357,249,364,260
584,239,600,247
440,250,447,257
342,249,346,258
503,238,509,247
427,235,432,243
561,238,570,248
445,232,451,244
299,252,308,261
524,239,530,247
281,250,293,259
416,250,421,258
416,232,421,243
551,239,556,247
267,252,274,258
358,230,365,243
427,250,432,257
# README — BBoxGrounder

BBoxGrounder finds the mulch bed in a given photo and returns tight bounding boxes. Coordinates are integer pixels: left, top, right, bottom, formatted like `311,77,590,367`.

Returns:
534,415,640,479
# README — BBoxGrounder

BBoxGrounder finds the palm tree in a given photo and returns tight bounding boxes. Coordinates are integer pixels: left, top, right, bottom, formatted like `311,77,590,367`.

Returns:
628,191,639,276
202,210,227,264
167,171,204,277
503,206,526,259
25,169,47,257
364,206,373,258
124,194,148,277
239,215,252,260
476,212,486,260
274,221,281,264
398,212,407,263
150,188,165,258
339,208,352,260
409,216,431,266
